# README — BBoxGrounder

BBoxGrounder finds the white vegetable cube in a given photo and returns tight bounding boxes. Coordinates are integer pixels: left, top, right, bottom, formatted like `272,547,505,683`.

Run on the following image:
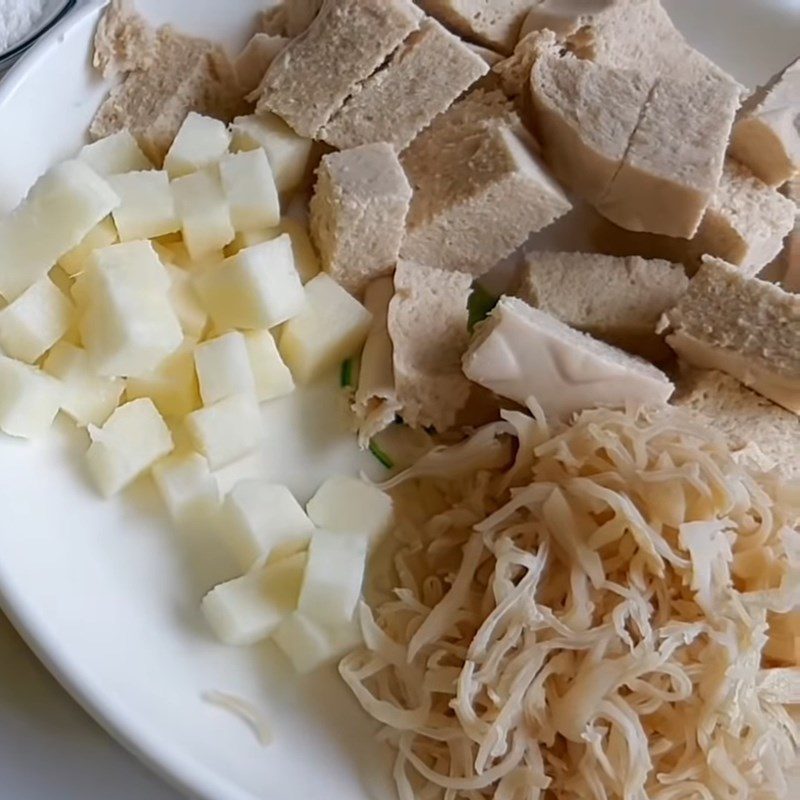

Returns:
166,264,208,338
185,393,264,469
193,235,304,330
164,113,231,179
244,330,294,402
223,481,315,569
280,274,372,383
297,530,368,628
272,612,363,674
78,131,153,176
0,160,120,300
126,339,200,417
108,170,180,241
225,227,280,257
194,332,256,406
43,342,124,427
171,168,235,261
0,277,74,363
86,398,173,496
219,149,280,232
231,113,313,194
0,356,62,438
152,451,220,525
82,241,172,296
307,477,394,544
279,218,320,284
58,217,118,276
202,552,307,646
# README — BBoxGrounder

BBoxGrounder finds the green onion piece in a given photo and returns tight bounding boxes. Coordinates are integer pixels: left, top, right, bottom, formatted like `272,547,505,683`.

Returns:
369,440,394,470
340,358,354,388
468,283,499,332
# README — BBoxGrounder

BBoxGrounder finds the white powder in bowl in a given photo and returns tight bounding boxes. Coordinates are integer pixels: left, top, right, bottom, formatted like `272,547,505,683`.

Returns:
0,0,47,52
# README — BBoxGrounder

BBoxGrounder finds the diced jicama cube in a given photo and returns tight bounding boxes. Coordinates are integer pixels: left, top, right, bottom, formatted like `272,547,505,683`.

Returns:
171,168,235,260
219,149,280,231
126,339,200,417
225,227,280,257
78,131,153,176
0,160,120,300
230,112,313,194
108,170,180,241
193,235,304,330
58,217,118,276
202,552,307,646
272,611,363,674
0,277,74,363
244,330,294,401
185,393,264,469
159,240,225,272
223,481,315,569
151,451,220,525
166,264,208,338
306,477,394,544
86,398,173,496
0,356,62,438
194,332,256,406
164,113,231,179
297,530,368,628
279,218,320,284
279,273,372,383
42,341,124,426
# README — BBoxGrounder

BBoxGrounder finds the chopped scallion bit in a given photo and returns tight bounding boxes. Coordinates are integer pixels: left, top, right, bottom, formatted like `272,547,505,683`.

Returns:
340,358,354,389
467,283,499,332
369,440,394,470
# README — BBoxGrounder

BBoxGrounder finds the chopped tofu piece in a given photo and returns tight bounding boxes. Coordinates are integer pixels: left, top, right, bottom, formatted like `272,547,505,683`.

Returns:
310,143,411,295
516,252,688,359
235,33,288,96
78,242,183,378
43,342,124,427
256,0,423,138
202,552,307,646
463,297,674,420
78,130,153,176
184,393,264,469
0,357,62,439
163,112,231,178
223,481,316,569
273,611,362,674
690,159,796,276
0,160,120,301
353,276,401,445
597,73,740,238
108,170,180,241
92,0,156,78
58,217,119,277
279,273,372,383
664,257,800,414
306,477,394,544
319,19,488,151
244,330,295,402
230,113,313,194
278,218,321,284
298,530,368,628
193,236,304,330
86,398,173,496
194,332,257,406
219,149,280,232
285,0,324,36
388,260,472,431
730,58,800,187
151,451,220,525
674,368,800,477
783,180,800,292
400,91,571,276
126,339,200,418
171,168,235,260
0,278,74,363
417,0,533,55
166,264,208,339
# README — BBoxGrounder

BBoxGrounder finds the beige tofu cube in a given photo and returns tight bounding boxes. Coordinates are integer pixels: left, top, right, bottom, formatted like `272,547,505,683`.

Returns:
235,33,288,97
285,0,324,36
388,260,472,431
730,58,800,187
400,91,571,276
256,0,423,137
783,180,800,292
310,144,411,296
319,19,488,151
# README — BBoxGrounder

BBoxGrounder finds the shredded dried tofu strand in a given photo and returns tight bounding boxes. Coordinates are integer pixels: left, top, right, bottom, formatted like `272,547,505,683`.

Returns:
340,405,800,800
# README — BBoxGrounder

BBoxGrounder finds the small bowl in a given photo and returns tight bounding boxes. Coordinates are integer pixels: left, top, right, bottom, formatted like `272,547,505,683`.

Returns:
0,0,77,72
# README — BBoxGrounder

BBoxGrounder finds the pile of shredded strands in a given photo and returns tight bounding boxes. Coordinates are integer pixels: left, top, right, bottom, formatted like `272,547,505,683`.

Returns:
340,404,800,800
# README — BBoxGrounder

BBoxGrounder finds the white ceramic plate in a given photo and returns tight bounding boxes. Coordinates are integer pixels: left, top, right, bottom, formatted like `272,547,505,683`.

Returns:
0,2,798,799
